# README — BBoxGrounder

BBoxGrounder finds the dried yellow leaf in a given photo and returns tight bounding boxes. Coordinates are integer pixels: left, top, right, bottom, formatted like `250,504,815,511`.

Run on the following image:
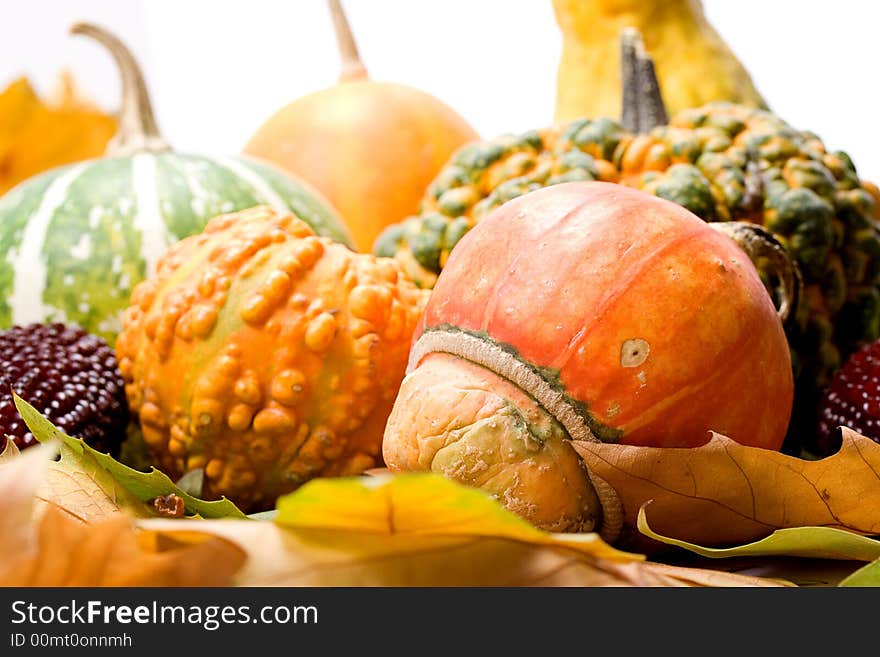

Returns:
0,72,116,194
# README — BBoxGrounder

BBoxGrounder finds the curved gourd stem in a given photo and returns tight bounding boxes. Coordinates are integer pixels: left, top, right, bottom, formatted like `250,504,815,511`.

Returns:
327,0,368,82
408,328,621,543
70,22,170,157
709,221,803,327
620,27,668,134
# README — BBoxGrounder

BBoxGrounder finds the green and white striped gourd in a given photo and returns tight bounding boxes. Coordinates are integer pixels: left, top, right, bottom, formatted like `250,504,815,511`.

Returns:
0,23,352,344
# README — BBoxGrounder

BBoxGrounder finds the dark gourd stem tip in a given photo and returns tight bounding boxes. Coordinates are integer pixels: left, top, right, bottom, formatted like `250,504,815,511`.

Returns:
70,21,170,156
620,27,668,134
327,0,368,82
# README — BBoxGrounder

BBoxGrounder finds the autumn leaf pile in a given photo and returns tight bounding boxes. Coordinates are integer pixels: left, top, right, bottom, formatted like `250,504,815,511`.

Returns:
2,394,879,587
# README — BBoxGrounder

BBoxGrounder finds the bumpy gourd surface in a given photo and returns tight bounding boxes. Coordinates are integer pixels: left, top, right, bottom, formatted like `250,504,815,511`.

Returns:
375,102,880,444
116,206,427,511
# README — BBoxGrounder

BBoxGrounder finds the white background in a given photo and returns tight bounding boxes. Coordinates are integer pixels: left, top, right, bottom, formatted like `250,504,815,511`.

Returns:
2,0,879,183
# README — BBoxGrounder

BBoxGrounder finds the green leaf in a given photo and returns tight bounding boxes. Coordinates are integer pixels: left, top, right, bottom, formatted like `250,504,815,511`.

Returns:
47,439,155,521
14,392,246,519
638,504,880,561
839,558,880,586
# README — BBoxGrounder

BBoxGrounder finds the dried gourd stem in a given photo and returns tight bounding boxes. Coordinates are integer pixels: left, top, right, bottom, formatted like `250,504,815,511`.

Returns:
327,0,368,82
70,22,170,157
409,329,622,543
620,28,668,134
587,472,623,544
408,329,599,444
709,221,802,327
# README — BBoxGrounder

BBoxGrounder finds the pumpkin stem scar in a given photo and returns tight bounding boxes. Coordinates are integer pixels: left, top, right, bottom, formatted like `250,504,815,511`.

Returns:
70,22,171,157
408,327,623,543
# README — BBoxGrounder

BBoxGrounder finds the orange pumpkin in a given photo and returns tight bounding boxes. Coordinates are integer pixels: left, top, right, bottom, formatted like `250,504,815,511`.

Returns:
243,0,479,253
383,181,794,536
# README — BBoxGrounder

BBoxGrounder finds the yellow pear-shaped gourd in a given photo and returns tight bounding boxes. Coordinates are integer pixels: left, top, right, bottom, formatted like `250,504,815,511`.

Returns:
553,0,766,121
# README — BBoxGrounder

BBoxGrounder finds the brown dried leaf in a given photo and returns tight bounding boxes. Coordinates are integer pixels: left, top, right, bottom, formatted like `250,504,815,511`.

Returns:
0,506,246,587
633,562,792,587
0,436,21,463
573,428,880,550
141,519,786,587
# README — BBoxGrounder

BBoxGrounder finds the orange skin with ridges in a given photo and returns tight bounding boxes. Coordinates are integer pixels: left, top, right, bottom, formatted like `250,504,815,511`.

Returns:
415,181,793,449
116,206,428,511
244,80,479,253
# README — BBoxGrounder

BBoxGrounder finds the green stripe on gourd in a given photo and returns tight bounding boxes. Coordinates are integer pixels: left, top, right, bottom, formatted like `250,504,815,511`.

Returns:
0,168,65,329
0,23,351,345
221,156,350,245
151,153,350,246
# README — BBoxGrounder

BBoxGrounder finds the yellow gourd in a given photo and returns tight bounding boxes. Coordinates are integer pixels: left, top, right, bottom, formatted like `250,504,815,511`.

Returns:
553,0,766,122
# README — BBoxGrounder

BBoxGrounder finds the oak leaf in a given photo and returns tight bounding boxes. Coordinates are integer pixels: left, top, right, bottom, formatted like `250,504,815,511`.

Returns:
572,428,880,550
